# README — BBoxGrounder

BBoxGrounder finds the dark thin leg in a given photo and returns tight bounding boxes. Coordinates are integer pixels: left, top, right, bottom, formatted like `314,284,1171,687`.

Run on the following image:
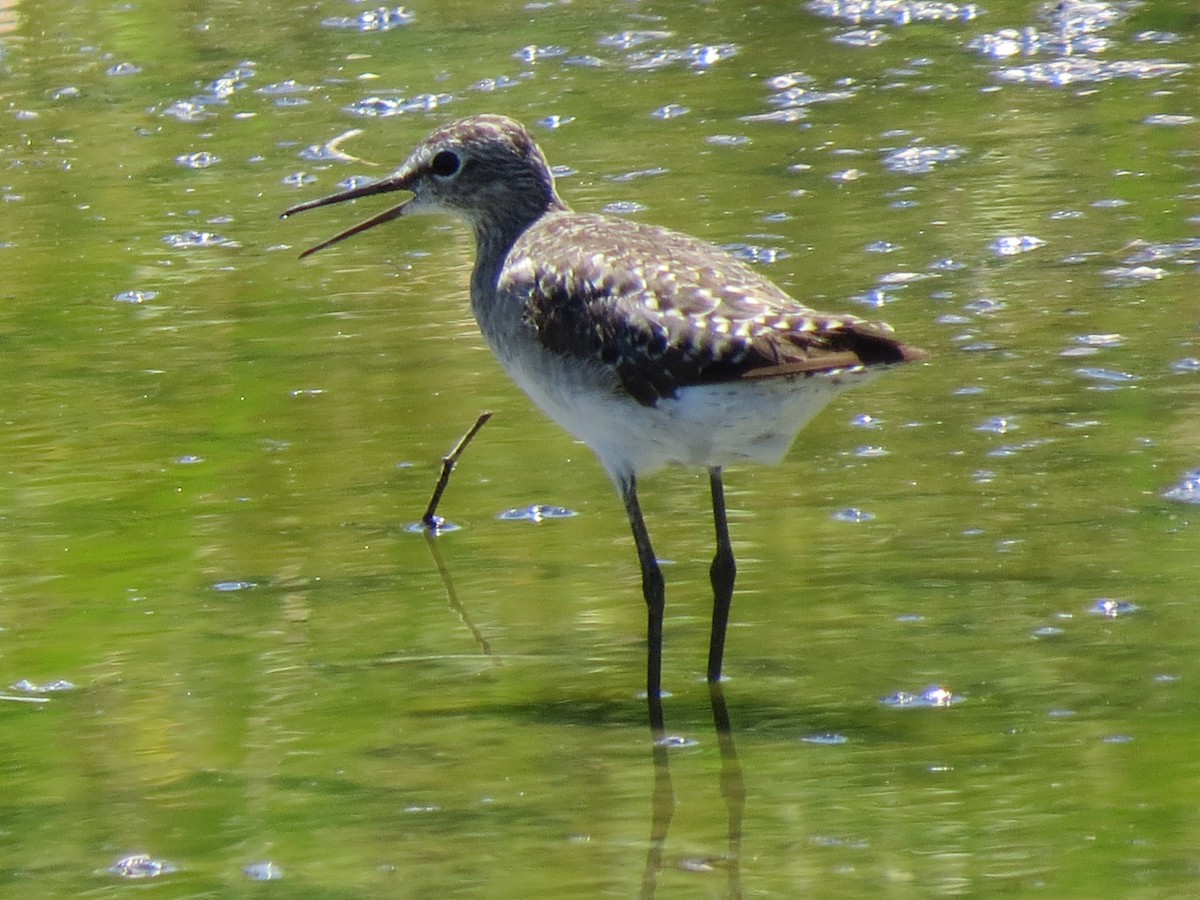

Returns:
620,474,667,737
707,467,737,683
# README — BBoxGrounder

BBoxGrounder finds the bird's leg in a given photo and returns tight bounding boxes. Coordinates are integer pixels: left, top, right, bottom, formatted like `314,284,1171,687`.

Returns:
619,474,667,736
707,466,737,684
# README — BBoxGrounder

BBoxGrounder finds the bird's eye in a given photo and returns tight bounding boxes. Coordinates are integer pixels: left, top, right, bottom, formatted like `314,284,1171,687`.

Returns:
430,150,461,178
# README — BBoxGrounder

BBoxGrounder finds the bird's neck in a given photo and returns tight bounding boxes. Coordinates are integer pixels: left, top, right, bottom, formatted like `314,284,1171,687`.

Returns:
469,185,568,303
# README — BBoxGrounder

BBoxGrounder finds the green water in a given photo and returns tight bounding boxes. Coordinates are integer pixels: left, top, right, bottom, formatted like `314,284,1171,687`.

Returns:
2,0,1200,895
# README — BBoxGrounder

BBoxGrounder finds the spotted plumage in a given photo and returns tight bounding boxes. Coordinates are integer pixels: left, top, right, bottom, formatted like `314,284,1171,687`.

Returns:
502,211,914,406
281,114,924,729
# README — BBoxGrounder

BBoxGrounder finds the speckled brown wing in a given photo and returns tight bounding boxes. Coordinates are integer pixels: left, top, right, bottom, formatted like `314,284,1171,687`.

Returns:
502,212,919,406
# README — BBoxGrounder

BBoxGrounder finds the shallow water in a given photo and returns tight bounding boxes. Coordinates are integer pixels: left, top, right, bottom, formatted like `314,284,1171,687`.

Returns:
2,0,1200,895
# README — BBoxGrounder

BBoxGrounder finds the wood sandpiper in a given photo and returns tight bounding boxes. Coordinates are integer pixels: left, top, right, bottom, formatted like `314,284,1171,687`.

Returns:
282,114,925,725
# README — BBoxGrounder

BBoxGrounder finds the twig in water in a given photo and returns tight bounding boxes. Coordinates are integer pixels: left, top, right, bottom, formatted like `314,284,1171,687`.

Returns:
421,411,493,531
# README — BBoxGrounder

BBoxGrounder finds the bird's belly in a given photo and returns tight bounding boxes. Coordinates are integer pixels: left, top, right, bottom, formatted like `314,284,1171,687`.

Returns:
496,343,874,480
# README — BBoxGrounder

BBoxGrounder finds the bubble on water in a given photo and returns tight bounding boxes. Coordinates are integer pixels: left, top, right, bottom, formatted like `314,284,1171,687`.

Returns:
804,1,982,25
864,240,901,253
882,144,966,174
513,44,569,63
1135,30,1182,45
163,230,235,248
11,678,76,693
625,43,739,72
1075,367,1139,386
608,167,669,183
929,257,966,272
995,58,1190,86
337,175,378,192
986,438,1053,458
497,504,577,523
1103,265,1166,284
257,80,316,96
1032,626,1065,638
113,290,158,304
345,96,402,117
563,54,605,68
1087,598,1138,618
602,201,646,215
723,244,789,264
650,103,690,119
853,445,889,458
1123,238,1200,264
537,114,575,130
106,62,141,76
162,99,212,122
851,287,898,308
990,235,1046,256
963,298,1005,315
599,30,673,51
471,75,526,93
323,6,415,31
801,732,849,745
1143,114,1196,127
175,151,220,169
1162,469,1200,504
975,416,1015,435
243,862,284,881
213,581,257,593
108,854,176,879
706,134,751,147
881,685,962,708
767,71,814,90
832,507,875,523
832,29,889,48
344,92,454,117
654,734,699,749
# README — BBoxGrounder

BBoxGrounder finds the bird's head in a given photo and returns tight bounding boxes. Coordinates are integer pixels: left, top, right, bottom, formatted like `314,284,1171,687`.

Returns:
281,115,565,257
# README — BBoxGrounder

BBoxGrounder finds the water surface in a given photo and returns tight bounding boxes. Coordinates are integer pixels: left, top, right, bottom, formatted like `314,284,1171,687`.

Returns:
2,0,1199,895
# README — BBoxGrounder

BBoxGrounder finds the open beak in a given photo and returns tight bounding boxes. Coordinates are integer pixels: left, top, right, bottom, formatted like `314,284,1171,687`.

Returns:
280,172,414,258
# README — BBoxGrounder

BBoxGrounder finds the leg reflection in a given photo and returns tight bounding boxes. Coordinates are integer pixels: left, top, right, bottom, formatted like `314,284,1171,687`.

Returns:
641,691,676,899
710,682,745,899
640,687,747,898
